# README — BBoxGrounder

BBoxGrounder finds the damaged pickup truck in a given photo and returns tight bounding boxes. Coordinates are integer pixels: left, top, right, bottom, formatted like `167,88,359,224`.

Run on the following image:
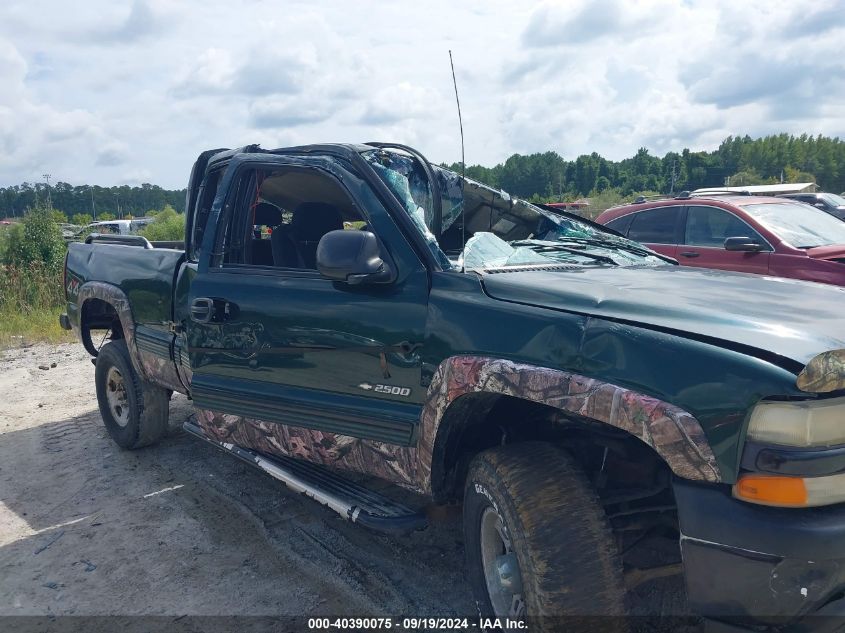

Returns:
62,143,845,630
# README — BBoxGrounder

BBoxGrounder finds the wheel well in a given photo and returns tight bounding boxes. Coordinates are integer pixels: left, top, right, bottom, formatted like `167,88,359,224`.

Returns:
432,394,672,501
431,394,681,589
81,298,123,356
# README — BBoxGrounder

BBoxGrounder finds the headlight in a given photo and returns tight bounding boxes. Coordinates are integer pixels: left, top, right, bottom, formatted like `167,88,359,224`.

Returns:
746,395,845,448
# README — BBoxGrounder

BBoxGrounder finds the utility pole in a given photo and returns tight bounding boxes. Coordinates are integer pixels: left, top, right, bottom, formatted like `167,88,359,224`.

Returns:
669,160,678,195
89,186,97,220
113,193,120,218
42,173,52,210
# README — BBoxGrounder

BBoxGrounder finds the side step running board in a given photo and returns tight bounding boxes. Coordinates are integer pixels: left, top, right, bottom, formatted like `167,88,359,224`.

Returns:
183,421,428,535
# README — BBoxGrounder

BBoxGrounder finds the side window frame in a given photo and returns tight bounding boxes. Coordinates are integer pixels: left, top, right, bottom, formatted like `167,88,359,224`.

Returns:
189,167,225,262
605,213,635,236
682,204,773,251
209,160,379,276
626,205,684,245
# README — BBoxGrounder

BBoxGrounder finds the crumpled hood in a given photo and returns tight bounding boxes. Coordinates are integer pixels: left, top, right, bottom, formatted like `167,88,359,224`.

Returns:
481,264,845,366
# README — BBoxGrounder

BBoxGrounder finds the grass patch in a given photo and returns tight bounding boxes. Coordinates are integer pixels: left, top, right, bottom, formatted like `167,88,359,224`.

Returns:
0,262,74,349
0,306,74,349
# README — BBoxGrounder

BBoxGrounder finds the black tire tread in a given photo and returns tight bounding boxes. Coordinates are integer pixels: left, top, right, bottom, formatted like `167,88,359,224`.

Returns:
95,340,168,449
465,441,626,619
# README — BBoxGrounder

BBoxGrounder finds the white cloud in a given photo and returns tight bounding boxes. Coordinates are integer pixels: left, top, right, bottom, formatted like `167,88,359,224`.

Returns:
0,38,113,181
359,82,444,125
80,0,177,45
171,47,237,96
0,0,842,188
249,95,333,128
120,168,153,185
96,141,131,167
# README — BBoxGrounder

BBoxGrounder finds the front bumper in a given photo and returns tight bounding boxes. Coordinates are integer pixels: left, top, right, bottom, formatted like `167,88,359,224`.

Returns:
675,479,845,630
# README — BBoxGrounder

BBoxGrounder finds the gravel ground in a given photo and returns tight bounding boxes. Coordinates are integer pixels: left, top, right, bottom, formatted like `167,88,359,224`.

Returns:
0,342,687,628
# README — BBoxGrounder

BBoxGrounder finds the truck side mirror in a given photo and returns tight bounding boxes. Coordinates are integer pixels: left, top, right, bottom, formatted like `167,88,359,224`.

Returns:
724,236,765,252
316,230,393,285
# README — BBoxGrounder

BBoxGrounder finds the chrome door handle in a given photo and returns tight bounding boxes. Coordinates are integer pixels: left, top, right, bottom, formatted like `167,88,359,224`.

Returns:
190,298,214,323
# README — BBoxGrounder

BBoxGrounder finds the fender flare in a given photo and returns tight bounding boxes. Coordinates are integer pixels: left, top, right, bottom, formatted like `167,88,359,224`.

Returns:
76,281,146,379
416,356,721,494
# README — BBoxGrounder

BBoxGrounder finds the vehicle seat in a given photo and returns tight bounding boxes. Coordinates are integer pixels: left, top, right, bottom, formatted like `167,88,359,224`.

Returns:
271,202,343,269
250,202,281,266
686,211,716,246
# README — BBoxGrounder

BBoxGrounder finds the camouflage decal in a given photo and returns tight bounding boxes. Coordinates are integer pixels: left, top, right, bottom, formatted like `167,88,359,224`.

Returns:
194,409,420,490
189,322,265,359
76,282,185,393
76,282,142,374
138,351,186,394
796,349,845,394
191,355,719,496
417,356,721,488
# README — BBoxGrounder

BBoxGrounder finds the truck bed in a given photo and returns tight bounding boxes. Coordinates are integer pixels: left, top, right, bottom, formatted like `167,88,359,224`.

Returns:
65,239,185,330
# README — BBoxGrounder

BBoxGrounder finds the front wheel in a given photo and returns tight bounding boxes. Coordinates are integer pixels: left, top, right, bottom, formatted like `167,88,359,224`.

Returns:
95,339,169,449
463,442,626,625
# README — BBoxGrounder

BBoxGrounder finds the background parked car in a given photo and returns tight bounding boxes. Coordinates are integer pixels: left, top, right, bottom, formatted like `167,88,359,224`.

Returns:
778,192,845,220
85,218,154,236
595,192,845,286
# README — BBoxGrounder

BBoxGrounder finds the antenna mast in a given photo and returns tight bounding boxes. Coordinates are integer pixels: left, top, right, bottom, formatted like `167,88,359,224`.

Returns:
448,50,466,253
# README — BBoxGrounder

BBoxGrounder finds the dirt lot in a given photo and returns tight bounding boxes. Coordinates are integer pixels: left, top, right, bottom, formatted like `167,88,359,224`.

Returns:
0,342,685,624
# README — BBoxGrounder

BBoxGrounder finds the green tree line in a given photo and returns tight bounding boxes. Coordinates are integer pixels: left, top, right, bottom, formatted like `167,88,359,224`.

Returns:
0,182,186,219
444,133,845,201
3,133,843,222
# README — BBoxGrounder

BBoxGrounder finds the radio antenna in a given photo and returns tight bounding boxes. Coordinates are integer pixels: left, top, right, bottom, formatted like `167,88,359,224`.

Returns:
448,50,466,253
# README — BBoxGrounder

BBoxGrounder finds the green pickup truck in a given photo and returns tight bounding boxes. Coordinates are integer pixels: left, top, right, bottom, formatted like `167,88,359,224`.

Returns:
62,143,845,630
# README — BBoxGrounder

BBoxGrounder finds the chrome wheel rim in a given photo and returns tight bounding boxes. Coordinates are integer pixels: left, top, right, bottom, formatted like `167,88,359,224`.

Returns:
105,366,130,427
480,507,525,617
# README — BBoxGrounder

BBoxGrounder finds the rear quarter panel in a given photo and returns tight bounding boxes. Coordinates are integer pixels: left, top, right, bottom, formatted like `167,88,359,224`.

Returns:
65,242,187,393
66,242,185,328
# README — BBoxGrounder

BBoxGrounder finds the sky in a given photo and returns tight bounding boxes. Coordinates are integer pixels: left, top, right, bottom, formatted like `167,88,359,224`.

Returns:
0,0,843,189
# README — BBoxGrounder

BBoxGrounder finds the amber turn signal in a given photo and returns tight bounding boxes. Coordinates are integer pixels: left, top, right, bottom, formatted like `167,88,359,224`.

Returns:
733,474,808,507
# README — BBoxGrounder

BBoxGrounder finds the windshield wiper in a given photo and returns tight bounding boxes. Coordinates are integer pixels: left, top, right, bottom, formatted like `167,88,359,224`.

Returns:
555,236,657,258
511,240,619,266
557,236,671,260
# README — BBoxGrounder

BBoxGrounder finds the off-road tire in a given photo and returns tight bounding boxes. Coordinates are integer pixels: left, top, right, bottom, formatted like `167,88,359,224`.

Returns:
95,339,169,449
464,442,626,626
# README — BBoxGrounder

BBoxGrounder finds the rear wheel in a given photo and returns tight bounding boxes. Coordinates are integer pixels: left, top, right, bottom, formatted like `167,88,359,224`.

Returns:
463,442,625,627
95,339,169,449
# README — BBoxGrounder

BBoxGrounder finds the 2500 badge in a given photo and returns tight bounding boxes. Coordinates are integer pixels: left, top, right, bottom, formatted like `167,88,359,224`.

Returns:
358,382,411,397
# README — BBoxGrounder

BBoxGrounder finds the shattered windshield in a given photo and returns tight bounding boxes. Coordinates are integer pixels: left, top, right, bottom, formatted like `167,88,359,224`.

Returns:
362,149,452,269
364,148,669,271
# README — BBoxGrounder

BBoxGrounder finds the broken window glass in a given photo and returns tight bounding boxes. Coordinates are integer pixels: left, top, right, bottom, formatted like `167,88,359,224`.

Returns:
364,148,669,272
363,150,453,269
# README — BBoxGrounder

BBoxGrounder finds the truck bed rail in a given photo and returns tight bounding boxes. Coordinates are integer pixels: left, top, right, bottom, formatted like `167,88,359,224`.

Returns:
85,233,153,249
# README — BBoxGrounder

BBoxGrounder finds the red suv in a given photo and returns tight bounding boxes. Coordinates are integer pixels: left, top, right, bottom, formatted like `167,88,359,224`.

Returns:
595,193,845,286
